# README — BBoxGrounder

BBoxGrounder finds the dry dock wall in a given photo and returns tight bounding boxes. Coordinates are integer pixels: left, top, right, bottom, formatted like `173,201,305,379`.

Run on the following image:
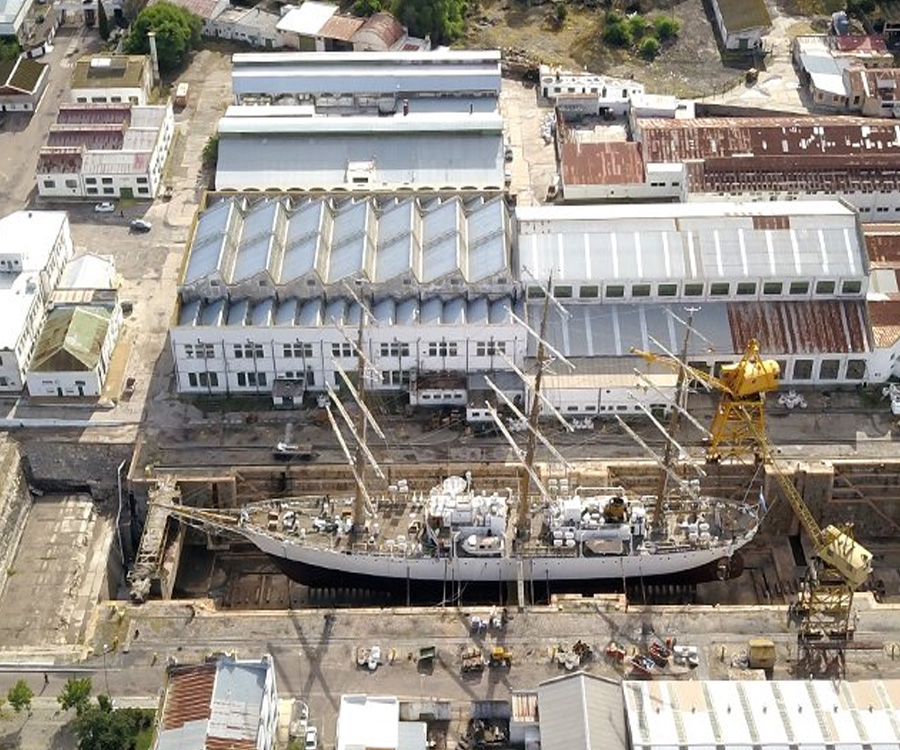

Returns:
0,436,33,602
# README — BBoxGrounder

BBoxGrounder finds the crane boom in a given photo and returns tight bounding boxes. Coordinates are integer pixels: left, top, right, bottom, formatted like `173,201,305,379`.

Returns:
632,338,781,462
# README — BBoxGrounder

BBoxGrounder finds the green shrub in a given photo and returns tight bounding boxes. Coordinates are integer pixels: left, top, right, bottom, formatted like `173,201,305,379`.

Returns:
627,13,648,39
652,15,680,42
639,36,660,59
602,19,631,47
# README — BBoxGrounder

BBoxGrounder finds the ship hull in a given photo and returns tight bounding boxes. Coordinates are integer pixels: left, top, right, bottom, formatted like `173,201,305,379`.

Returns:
241,526,753,597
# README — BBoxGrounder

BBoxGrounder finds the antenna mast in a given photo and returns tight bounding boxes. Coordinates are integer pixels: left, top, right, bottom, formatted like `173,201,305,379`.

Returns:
653,306,699,522
517,278,553,541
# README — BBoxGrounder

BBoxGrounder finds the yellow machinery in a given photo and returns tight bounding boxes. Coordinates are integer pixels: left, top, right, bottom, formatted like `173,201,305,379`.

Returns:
634,338,873,647
633,338,781,463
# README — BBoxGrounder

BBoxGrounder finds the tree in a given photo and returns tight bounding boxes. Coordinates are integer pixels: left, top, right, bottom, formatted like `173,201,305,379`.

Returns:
98,0,110,41
390,0,466,44
0,38,21,61
601,17,631,48
352,0,381,16
639,36,660,59
627,13,648,40
553,2,567,25
74,703,154,750
202,134,219,171
123,2,202,72
59,676,93,716
652,15,680,42
7,680,33,713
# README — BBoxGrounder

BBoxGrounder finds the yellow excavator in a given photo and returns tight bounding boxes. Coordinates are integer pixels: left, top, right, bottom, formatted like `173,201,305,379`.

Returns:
633,339,873,644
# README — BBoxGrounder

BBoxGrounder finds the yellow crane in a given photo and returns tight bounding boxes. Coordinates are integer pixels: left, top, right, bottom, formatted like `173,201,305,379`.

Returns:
633,338,873,645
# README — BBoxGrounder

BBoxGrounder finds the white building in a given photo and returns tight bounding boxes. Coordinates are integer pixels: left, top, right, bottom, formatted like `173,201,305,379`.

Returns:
230,50,501,114
0,56,48,112
539,65,644,117
153,654,279,750
215,110,505,192
36,102,174,199
207,6,282,49
336,695,426,750
0,210,73,391
0,0,35,39
172,194,519,398
70,55,153,106
709,0,771,52
624,679,900,750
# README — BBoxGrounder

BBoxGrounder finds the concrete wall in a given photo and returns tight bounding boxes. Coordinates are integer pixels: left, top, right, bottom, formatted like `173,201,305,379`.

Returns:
18,437,133,499
0,437,32,602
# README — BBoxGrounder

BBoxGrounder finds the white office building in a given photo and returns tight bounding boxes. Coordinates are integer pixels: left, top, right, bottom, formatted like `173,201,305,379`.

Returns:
0,210,74,391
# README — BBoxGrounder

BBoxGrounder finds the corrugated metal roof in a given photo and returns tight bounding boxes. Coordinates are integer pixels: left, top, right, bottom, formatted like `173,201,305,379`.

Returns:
185,200,239,284
538,673,625,750
560,142,644,187
232,198,283,282
525,300,869,358
625,680,900,750
209,661,268,745
517,202,864,284
318,13,365,41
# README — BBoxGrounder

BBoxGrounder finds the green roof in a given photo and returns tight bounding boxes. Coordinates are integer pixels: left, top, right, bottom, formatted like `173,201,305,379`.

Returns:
31,306,112,373
71,55,148,89
0,57,46,94
716,0,771,33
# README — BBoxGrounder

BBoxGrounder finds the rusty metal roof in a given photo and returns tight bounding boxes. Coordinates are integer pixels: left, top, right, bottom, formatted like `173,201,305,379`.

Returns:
727,300,871,354
868,300,900,347
318,13,364,41
864,227,900,266
832,34,888,53
559,142,644,186
161,663,216,731
639,116,900,163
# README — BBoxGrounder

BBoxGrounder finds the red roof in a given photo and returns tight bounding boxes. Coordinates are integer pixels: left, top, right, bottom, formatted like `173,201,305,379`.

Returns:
832,34,888,53
868,301,900,347
355,12,405,48
560,141,644,186
319,14,364,41
727,301,871,355
161,663,216,730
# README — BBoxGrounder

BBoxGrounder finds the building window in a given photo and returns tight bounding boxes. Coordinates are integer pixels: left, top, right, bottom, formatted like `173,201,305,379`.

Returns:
137,177,148,184
527,286,545,299
103,188,115,195
86,187,98,195
793,359,813,380
137,187,149,195
819,359,840,380
710,282,730,296
789,281,809,295
579,285,599,299
658,283,677,297
845,359,866,380
605,285,625,298
233,343,264,359
631,284,651,297
554,285,573,298
841,280,862,295
427,341,458,357
43,180,55,188
379,342,410,358
683,283,703,296
476,341,506,357
237,372,268,387
85,177,97,185
283,343,314,358
763,282,783,295
332,343,353,358
736,282,756,296
76,97,87,103
188,372,219,388
815,280,836,295
381,370,410,387
101,177,113,185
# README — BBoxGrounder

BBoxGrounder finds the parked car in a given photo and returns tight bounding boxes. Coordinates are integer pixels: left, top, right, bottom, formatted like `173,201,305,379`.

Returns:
94,201,116,213
304,726,318,750
130,219,152,233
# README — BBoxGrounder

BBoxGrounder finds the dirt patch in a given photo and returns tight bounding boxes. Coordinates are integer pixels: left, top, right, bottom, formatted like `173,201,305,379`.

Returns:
464,0,745,97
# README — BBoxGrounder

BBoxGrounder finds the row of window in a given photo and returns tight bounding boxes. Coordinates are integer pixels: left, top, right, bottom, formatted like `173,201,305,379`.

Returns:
74,96,140,104
191,340,505,360
691,357,867,381
528,280,862,300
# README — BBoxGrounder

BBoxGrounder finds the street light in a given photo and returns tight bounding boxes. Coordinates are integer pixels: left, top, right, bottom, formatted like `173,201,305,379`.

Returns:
101,643,110,696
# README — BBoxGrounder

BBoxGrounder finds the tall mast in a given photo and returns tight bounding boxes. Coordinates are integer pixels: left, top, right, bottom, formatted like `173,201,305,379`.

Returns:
653,306,698,523
352,297,368,536
517,280,552,541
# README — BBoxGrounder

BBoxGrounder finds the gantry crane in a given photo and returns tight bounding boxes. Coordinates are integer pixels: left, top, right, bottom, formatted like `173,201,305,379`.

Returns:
633,338,873,649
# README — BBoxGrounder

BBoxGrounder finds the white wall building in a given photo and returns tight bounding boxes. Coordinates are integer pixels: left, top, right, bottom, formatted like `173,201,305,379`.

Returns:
709,0,771,51
336,695,426,750
70,55,153,106
0,210,74,391
539,65,644,117
0,0,35,40
207,6,282,49
36,102,174,199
